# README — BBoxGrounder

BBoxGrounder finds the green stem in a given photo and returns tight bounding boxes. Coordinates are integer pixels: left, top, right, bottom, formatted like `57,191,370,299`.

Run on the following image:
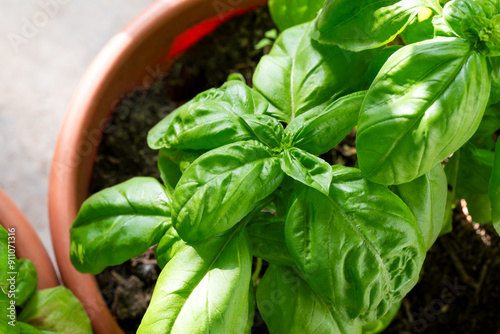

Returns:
252,257,263,286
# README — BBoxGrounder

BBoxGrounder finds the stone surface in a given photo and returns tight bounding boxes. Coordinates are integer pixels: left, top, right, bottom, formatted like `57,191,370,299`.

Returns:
0,0,156,266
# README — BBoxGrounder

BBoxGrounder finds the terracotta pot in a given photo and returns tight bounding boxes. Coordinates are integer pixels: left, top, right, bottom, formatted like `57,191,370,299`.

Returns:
48,0,266,333
0,187,59,289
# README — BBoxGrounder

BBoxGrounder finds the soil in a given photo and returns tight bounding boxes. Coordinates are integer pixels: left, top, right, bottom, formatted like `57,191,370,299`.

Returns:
89,6,500,334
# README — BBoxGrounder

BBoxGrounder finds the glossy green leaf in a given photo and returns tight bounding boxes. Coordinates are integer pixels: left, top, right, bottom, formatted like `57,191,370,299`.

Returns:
18,287,92,334
245,213,294,266
280,147,333,195
286,166,425,325
160,81,283,150
0,226,18,334
138,230,252,334
70,177,172,274
253,22,373,123
362,301,401,334
173,141,284,241
394,164,447,250
490,130,500,234
443,0,487,38
155,226,186,269
157,148,182,195
285,91,365,156
456,143,494,198
18,322,49,333
466,193,492,224
269,0,324,31
471,102,500,150
432,14,457,36
401,9,436,44
15,259,37,306
488,57,500,105
312,0,442,51
357,38,489,185
257,265,361,334
148,109,180,150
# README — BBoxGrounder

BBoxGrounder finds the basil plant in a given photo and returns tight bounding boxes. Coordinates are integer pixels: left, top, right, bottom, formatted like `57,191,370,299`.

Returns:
70,0,500,332
0,226,92,334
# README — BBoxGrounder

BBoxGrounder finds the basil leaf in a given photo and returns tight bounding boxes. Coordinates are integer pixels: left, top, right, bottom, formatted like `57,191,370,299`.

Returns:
490,138,500,234
18,287,92,334
173,141,284,241
138,230,252,334
257,265,361,334
148,109,179,150
163,101,284,150
433,14,457,37
471,102,500,150
155,226,186,269
466,193,492,224
456,143,494,198
443,0,488,38
401,9,436,44
245,213,294,266
362,301,401,334
18,322,47,333
70,177,172,274
488,57,500,105
157,148,182,195
285,91,365,155
285,166,425,325
312,0,442,51
394,164,447,250
0,226,17,334
15,259,37,307
280,147,333,195
269,0,324,31
253,22,373,123
357,38,489,185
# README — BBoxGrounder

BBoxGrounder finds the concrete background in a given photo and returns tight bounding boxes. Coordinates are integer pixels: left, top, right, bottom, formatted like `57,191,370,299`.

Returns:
0,0,156,264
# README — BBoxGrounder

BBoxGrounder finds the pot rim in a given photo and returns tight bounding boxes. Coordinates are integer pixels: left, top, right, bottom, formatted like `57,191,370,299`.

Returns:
48,0,266,333
0,186,59,290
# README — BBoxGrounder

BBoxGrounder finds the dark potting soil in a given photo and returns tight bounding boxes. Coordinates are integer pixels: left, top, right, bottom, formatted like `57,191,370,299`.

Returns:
89,6,500,334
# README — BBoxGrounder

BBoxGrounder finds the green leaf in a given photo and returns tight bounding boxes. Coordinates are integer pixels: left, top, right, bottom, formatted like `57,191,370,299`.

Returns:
280,147,333,195
443,0,488,38
491,116,500,234
155,226,186,269
157,148,183,195
488,57,500,105
257,265,361,334
401,9,436,44
456,143,494,199
471,102,500,150
312,0,442,51
70,177,172,274
394,164,447,250
245,213,294,266
148,109,179,150
253,22,373,123
362,300,401,334
18,287,92,334
173,141,284,242
285,91,365,155
285,166,425,325
269,0,324,31
466,193,492,224
357,38,489,185
160,81,283,150
138,229,253,334
15,259,37,307
18,322,49,333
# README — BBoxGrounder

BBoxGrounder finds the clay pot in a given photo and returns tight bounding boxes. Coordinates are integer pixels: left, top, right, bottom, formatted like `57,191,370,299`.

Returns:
48,0,266,333
0,187,59,289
